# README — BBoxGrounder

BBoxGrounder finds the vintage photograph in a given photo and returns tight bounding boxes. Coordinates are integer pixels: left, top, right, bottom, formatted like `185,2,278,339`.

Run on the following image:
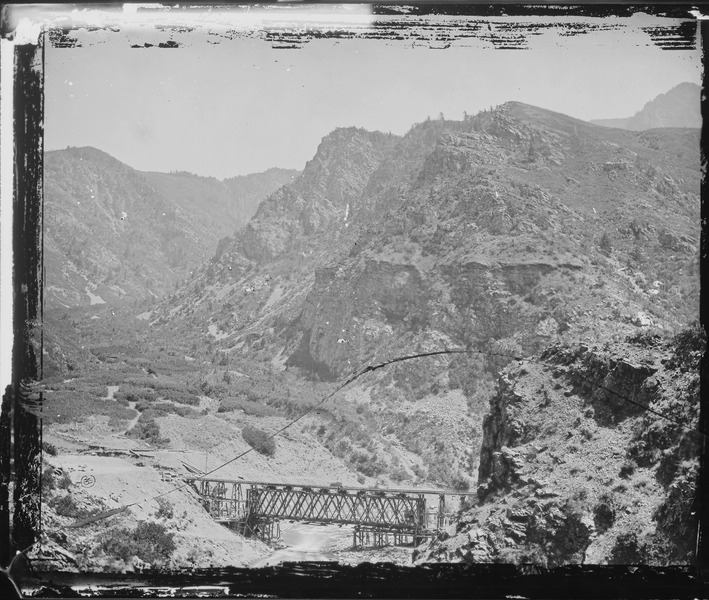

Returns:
1,3,704,595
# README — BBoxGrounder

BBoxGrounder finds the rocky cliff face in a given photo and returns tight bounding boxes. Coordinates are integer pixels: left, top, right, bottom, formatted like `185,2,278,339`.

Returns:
417,326,703,565
237,128,397,263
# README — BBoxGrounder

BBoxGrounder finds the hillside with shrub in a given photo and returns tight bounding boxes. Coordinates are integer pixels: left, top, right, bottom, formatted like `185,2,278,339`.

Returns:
44,147,298,308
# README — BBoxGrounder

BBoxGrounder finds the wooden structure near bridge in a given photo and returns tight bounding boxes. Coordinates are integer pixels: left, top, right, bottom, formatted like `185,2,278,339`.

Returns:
186,477,475,548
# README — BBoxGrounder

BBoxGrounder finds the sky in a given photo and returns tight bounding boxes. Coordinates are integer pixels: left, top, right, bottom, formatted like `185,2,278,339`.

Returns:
44,10,702,179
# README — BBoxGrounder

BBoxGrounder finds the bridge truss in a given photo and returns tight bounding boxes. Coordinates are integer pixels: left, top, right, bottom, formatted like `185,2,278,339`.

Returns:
187,478,470,547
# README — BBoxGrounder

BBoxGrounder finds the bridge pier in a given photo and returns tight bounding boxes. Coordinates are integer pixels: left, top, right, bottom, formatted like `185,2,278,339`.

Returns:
226,517,281,544
353,526,426,549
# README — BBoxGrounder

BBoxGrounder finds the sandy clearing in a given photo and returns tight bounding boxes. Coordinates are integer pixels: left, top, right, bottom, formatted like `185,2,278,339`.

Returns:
155,413,361,486
46,453,270,568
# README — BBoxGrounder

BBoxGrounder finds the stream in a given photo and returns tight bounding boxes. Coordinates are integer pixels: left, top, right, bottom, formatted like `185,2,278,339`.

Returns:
250,523,354,567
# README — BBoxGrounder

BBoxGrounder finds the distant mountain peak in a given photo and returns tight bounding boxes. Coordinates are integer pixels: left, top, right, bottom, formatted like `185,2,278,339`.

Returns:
591,82,700,130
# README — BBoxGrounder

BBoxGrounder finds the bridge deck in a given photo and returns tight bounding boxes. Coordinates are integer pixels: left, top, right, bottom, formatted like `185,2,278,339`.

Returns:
188,477,471,545
184,476,477,496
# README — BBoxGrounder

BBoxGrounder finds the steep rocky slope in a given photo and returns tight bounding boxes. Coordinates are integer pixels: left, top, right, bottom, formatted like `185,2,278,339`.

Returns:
148,100,699,494
591,82,701,130
44,147,298,308
416,325,703,566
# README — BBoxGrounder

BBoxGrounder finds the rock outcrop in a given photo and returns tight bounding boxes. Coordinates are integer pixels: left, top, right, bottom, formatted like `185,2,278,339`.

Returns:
417,327,703,565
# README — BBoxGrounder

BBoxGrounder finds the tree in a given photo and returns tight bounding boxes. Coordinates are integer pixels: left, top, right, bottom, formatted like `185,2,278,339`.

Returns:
527,138,538,162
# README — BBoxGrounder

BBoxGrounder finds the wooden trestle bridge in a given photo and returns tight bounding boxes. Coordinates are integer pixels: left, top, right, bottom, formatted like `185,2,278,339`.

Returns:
186,477,476,548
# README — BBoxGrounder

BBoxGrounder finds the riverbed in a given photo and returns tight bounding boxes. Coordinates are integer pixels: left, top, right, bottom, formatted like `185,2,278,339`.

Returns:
249,522,414,567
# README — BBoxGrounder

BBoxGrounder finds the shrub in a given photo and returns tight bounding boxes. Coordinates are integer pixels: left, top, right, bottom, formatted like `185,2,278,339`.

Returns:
57,472,73,490
334,439,352,456
41,466,56,495
580,425,594,441
594,493,616,533
451,473,471,491
113,390,138,403
155,497,174,520
390,466,409,483
138,402,197,419
241,425,276,457
609,531,644,564
42,442,57,456
626,330,664,348
52,494,85,519
43,391,137,426
599,232,613,256
156,386,201,406
100,521,175,565
522,496,594,567
665,323,706,371
619,461,635,479
127,415,170,447
633,473,653,490
134,400,154,413
411,464,427,479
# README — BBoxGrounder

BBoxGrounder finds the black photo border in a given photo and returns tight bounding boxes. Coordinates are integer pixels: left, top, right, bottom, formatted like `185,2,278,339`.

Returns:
1,2,707,598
